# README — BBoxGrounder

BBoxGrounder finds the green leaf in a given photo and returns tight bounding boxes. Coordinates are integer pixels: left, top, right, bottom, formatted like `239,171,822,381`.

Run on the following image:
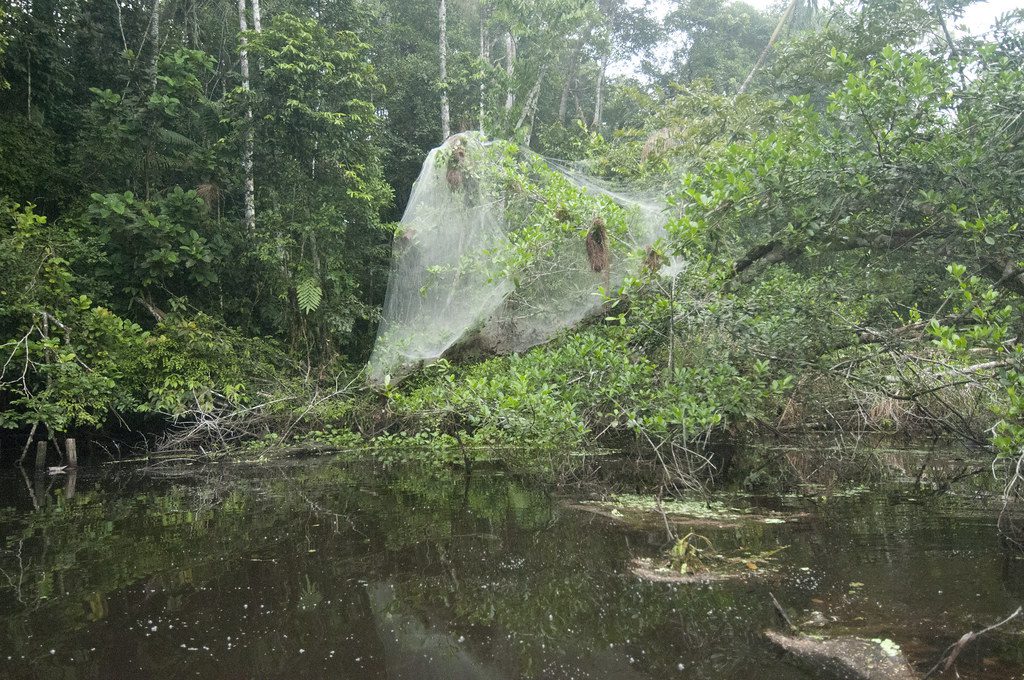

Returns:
296,278,322,314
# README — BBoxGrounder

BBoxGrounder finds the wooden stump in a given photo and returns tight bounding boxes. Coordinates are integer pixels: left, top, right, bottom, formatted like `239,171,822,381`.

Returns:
66,438,78,468
34,440,47,472
65,469,77,499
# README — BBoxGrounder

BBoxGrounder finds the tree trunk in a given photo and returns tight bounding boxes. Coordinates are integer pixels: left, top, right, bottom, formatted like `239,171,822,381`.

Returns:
512,68,544,132
188,0,200,47
439,0,450,141
251,0,262,32
238,0,255,232
504,32,516,112
573,89,585,120
116,0,129,52
559,26,591,125
516,67,546,146
149,0,161,89
479,2,487,133
591,53,608,130
525,93,540,147
558,51,580,125
737,0,797,95
558,72,571,125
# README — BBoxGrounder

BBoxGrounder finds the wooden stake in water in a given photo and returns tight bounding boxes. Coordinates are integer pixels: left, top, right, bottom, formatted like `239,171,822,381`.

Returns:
66,438,77,468
34,440,47,472
65,468,77,499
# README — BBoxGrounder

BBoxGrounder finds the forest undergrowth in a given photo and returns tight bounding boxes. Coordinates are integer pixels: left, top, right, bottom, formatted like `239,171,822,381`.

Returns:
1,0,1022,500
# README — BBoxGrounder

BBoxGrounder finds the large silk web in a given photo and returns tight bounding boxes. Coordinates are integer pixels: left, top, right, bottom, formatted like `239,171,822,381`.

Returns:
367,132,673,384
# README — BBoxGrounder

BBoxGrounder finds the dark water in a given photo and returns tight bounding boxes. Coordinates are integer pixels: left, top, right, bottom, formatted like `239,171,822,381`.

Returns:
0,456,1022,679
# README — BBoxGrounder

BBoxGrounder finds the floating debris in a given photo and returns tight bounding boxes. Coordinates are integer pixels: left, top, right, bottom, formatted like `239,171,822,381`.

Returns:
568,493,804,528
764,630,918,680
631,540,789,584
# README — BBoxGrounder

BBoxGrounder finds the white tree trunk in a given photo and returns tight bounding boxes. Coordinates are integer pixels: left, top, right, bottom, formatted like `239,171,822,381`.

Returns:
515,69,545,132
504,32,516,112
479,2,487,133
439,0,450,140
150,0,161,88
251,0,262,32
238,0,255,232
591,53,608,130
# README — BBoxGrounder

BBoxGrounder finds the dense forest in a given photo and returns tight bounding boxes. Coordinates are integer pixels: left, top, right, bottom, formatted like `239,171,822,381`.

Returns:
1,0,1022,487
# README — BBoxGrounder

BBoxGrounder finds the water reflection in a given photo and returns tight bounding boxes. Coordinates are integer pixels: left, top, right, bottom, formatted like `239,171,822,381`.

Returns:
370,581,509,680
0,458,1020,679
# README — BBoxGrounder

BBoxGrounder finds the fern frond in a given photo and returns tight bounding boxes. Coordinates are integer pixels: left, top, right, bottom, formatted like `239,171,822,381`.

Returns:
296,278,322,314
156,127,199,148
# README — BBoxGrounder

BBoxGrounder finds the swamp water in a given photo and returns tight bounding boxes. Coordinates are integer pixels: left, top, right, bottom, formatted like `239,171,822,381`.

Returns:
0,454,1022,679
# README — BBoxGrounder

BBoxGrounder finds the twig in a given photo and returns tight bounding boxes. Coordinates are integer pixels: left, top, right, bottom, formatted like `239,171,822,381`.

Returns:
922,606,1022,679
18,421,38,466
769,591,798,632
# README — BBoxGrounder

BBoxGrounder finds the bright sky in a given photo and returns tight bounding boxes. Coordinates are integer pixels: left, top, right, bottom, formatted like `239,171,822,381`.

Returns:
614,0,1024,77
958,0,1024,32
643,0,1024,34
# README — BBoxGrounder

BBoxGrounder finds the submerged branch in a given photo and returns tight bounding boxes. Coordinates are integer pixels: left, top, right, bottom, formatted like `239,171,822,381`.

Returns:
922,607,1022,679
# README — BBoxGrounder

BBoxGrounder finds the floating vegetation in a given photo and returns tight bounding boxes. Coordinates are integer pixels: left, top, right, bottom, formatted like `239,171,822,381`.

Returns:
630,560,747,584
668,532,713,575
632,539,790,584
782,485,874,499
569,493,804,527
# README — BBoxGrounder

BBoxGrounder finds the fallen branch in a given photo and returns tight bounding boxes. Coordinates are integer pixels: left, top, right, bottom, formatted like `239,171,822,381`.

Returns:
765,629,918,680
922,606,1022,679
769,591,798,631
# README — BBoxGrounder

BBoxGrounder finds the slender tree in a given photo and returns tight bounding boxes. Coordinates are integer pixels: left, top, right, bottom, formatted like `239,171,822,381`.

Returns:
504,31,515,111
737,0,798,95
479,0,487,133
149,0,161,89
439,0,450,140
558,41,582,125
238,0,255,232
591,52,607,130
516,65,546,145
252,0,262,31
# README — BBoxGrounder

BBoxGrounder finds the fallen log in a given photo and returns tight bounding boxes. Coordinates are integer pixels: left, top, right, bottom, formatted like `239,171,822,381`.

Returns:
764,630,918,680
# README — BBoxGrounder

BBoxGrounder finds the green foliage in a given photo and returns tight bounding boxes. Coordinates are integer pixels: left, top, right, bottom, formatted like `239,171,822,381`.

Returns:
0,201,280,431
139,312,278,414
636,36,1023,454
0,5,398,436
928,267,1024,461
386,334,620,449
0,0,1022,467
659,43,1021,335
84,188,224,295
296,279,323,315
0,202,139,430
0,116,63,210
670,532,712,575
72,49,222,197
245,14,392,352
661,0,777,92
382,323,786,454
